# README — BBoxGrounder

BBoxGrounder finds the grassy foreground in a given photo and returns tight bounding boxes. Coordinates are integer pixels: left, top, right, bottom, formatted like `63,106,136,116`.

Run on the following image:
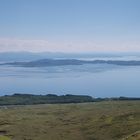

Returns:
0,101,140,140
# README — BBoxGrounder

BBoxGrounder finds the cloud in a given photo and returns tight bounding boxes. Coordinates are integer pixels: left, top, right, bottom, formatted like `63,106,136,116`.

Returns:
0,37,140,52
0,38,93,52
0,38,49,52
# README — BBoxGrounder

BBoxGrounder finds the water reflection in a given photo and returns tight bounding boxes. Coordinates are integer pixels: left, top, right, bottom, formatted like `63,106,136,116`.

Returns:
0,64,140,97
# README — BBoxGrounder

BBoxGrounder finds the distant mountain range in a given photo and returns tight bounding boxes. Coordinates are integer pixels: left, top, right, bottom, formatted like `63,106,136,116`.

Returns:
2,58,140,67
1,52,140,67
0,51,140,62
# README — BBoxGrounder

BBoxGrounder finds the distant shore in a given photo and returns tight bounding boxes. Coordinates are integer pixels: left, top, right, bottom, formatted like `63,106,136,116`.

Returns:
2,59,140,67
0,93,140,106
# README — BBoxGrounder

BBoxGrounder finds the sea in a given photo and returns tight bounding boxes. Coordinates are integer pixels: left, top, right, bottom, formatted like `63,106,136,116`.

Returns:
0,56,140,97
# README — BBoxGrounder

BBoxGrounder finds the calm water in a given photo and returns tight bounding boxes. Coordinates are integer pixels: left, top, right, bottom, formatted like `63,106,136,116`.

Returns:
0,64,140,97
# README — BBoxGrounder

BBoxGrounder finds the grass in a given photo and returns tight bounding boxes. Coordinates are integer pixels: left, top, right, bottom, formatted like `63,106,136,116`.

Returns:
0,136,11,140
123,131,140,140
0,101,140,140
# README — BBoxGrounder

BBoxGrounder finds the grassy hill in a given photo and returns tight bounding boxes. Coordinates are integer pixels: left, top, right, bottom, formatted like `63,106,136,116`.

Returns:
0,94,94,105
0,94,139,106
0,101,140,140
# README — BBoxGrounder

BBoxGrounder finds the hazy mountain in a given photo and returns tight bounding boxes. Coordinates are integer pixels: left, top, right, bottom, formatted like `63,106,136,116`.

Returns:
3,58,140,67
1,51,139,62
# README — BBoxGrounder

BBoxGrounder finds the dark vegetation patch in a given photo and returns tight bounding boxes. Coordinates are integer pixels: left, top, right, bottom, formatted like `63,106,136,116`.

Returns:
0,94,94,105
0,94,140,106
0,130,7,135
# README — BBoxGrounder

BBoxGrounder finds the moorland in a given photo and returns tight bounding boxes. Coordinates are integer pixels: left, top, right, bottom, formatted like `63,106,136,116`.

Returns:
0,101,140,140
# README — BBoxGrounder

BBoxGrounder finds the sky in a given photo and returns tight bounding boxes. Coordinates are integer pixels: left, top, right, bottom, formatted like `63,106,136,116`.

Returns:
0,0,140,53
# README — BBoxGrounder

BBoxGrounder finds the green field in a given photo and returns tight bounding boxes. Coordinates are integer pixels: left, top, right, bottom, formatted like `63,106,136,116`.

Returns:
0,101,140,140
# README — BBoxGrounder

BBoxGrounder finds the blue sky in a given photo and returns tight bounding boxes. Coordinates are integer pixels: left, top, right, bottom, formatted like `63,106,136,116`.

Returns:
0,0,140,52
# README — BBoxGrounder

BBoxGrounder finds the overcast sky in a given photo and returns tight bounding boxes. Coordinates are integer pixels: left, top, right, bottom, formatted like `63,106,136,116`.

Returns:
0,0,140,52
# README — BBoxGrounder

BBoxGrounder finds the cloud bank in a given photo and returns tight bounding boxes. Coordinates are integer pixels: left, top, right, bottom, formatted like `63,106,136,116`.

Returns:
0,38,140,53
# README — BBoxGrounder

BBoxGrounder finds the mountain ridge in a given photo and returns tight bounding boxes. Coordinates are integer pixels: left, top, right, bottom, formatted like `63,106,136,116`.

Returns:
2,59,140,67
